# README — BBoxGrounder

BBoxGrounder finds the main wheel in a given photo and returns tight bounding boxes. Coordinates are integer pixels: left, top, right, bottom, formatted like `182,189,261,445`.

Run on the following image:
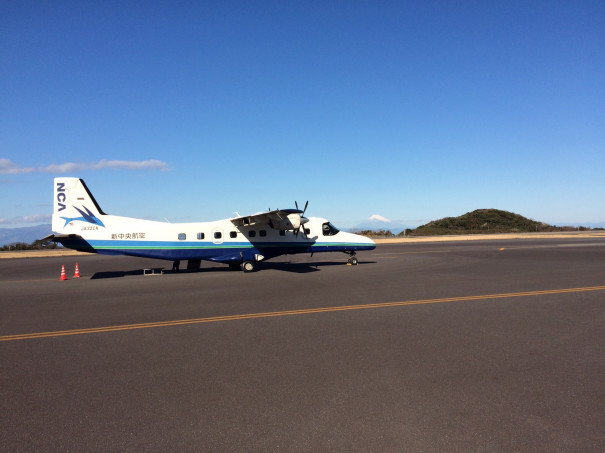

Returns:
241,261,255,273
348,257,359,266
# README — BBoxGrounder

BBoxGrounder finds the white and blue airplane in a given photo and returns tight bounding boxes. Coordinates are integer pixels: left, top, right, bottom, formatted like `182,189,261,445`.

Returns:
47,178,375,272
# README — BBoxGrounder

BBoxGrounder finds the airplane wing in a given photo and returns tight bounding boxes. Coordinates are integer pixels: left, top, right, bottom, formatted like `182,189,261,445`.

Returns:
230,209,307,230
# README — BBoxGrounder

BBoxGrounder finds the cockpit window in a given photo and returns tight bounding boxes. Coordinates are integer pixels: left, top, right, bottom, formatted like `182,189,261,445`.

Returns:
322,222,340,236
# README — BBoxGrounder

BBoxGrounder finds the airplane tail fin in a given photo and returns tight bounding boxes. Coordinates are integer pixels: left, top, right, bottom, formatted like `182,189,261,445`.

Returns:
52,178,108,233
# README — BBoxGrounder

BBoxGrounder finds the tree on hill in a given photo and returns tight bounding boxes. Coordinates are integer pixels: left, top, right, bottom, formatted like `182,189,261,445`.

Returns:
1,239,58,251
402,209,558,236
355,229,395,238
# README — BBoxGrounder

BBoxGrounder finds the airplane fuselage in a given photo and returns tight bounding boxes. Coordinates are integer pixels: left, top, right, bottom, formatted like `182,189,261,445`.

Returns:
58,215,374,262
49,178,375,271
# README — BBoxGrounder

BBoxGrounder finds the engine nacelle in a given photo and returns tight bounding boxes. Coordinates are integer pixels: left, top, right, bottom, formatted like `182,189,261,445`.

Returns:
270,213,308,230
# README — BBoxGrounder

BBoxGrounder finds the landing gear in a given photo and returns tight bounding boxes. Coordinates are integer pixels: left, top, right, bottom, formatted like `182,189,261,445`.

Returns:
346,252,358,266
241,260,255,273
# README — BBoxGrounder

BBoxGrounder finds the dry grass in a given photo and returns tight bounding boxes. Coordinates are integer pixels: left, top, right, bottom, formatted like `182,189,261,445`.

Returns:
375,231,605,244
0,250,89,259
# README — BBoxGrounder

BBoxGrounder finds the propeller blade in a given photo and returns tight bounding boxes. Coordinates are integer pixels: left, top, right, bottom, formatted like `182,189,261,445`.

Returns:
300,201,309,238
293,201,309,238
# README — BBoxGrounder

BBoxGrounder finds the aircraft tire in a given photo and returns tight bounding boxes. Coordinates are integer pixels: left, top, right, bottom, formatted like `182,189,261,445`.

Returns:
242,261,255,273
348,257,359,266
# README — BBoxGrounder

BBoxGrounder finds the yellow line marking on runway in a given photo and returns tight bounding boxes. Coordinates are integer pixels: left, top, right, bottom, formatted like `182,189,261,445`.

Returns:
2,285,604,342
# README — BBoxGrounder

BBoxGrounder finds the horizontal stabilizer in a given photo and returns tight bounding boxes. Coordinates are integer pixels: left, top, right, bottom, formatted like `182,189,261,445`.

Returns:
47,233,97,253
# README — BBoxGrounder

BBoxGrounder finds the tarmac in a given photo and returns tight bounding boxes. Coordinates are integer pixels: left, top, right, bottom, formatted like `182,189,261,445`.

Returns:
2,237,604,451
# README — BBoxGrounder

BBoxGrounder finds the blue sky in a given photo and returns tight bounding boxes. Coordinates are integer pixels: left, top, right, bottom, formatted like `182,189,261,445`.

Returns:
2,1,604,229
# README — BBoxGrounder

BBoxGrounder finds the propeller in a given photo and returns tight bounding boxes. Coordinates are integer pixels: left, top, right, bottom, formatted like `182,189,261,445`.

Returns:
294,200,309,237
295,200,308,215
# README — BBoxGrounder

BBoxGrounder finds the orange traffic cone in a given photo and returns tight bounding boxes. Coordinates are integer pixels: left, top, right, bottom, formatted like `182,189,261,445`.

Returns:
60,264,68,281
74,262,80,278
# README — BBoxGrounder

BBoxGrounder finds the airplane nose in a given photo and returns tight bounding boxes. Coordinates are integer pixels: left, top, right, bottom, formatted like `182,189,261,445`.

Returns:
350,232,376,248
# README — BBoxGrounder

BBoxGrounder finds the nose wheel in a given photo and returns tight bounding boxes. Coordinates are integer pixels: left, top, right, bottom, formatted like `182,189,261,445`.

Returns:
346,252,358,266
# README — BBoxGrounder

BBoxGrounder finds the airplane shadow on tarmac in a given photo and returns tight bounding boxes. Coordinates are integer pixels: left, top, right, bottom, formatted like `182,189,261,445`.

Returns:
90,261,376,279
91,269,161,279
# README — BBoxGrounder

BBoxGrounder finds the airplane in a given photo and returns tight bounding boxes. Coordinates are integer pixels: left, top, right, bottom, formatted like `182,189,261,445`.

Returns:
45,178,376,272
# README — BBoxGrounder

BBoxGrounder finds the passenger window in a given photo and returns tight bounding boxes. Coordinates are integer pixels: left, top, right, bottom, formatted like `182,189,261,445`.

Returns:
249,230,256,238
230,231,237,238
214,231,222,239
178,233,186,240
197,232,205,240
259,230,267,237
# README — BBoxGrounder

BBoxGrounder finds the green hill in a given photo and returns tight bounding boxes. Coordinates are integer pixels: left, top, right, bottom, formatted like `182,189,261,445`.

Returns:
405,209,552,236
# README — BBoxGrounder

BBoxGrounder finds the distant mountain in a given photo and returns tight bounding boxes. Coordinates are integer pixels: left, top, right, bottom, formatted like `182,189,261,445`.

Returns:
350,215,413,235
0,224,52,246
409,209,569,236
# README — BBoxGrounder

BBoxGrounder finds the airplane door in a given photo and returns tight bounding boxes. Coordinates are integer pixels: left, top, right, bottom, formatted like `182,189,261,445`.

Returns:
212,228,224,244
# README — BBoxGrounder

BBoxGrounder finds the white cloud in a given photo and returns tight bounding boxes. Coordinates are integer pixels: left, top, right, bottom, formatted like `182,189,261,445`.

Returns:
39,162,84,173
23,214,52,223
95,159,168,171
369,214,391,223
1,158,169,174
0,214,51,225
0,158,35,174
40,159,169,173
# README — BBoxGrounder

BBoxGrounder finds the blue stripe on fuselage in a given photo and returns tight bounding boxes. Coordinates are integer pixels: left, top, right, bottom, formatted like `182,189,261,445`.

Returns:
57,238,374,261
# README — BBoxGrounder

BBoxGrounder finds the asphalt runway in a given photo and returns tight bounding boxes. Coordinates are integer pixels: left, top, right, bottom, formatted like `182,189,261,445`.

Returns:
2,239,605,452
